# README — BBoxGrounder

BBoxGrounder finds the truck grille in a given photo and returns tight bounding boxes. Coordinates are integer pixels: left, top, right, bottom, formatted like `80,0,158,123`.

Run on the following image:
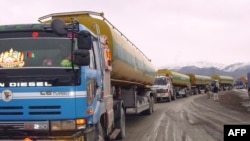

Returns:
0,121,25,130
156,89,167,93
0,106,23,115
0,121,49,130
0,105,61,116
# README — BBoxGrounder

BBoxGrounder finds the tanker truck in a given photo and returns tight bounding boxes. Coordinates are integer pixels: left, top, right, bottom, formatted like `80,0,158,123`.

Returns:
247,72,250,98
0,11,156,141
154,69,191,99
234,76,247,89
187,74,212,94
211,75,234,91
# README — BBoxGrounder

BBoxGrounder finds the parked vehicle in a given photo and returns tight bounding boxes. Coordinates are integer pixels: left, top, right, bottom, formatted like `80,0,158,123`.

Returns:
155,69,191,98
211,75,234,91
247,72,250,98
234,80,245,89
0,11,156,141
187,74,212,94
152,74,175,102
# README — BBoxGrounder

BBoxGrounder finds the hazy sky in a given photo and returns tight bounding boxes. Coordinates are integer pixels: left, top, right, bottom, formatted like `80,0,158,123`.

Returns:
1,0,250,68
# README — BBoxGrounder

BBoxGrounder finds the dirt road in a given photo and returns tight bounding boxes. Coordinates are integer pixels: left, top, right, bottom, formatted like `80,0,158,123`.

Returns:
120,90,250,141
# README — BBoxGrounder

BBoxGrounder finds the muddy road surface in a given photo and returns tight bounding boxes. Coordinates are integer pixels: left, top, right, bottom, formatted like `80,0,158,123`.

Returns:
120,90,250,141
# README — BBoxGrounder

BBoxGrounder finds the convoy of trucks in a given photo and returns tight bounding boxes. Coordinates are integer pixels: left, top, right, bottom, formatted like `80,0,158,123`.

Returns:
153,70,237,102
0,11,156,141
0,10,243,141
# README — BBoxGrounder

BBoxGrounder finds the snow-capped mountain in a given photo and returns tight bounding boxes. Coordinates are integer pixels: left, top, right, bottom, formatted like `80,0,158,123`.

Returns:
163,61,226,70
222,62,250,72
161,61,250,80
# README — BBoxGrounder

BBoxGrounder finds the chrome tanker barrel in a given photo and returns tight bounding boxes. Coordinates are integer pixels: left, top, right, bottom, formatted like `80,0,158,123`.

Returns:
39,11,156,87
211,75,234,85
156,69,190,86
187,74,212,85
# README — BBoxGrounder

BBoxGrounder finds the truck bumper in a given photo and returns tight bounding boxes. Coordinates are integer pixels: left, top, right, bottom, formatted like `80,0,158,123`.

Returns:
155,93,169,101
0,127,97,141
0,131,85,141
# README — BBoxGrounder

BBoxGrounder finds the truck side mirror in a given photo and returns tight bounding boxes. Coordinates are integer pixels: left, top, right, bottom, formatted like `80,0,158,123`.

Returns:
77,30,92,50
51,19,67,36
73,49,90,66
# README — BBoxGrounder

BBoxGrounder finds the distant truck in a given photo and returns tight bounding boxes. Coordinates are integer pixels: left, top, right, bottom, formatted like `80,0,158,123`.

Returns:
152,74,175,102
211,75,234,91
234,76,247,89
0,11,156,141
154,69,190,99
247,72,250,98
234,80,245,89
187,74,212,94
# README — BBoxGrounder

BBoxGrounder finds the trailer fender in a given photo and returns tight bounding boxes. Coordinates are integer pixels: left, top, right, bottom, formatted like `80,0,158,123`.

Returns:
93,100,105,124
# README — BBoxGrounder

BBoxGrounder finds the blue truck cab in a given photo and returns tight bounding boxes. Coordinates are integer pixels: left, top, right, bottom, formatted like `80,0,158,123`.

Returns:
0,18,124,141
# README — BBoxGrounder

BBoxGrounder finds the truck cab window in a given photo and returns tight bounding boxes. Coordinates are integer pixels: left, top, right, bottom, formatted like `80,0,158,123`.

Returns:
89,48,95,69
93,40,101,70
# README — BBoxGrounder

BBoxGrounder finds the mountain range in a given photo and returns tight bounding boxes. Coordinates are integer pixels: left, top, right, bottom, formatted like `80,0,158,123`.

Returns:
160,61,250,80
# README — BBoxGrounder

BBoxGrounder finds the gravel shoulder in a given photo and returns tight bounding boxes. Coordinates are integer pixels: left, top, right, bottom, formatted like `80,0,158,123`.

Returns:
201,89,250,115
218,89,250,114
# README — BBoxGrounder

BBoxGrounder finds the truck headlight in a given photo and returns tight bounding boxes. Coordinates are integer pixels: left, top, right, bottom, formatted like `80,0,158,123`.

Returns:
51,120,76,131
76,118,87,129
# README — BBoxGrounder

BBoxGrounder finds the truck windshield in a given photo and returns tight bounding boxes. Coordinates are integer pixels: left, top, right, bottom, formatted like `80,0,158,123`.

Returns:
154,77,167,85
0,38,74,68
235,80,243,85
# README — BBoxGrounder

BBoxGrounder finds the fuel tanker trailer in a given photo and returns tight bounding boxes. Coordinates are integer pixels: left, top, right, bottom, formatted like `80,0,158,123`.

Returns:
187,74,212,94
154,69,191,98
211,75,234,91
0,11,156,141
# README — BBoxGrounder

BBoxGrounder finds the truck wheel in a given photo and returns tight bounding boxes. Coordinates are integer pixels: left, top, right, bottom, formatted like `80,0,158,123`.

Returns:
98,122,105,141
171,91,176,100
146,96,154,115
167,91,172,102
85,122,104,141
116,107,126,139
168,95,172,102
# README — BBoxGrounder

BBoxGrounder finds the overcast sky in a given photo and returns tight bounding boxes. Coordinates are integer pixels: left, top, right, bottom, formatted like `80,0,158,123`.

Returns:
1,0,250,68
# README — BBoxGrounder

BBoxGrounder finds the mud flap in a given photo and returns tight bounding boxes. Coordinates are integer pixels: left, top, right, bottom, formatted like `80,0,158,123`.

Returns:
113,100,126,139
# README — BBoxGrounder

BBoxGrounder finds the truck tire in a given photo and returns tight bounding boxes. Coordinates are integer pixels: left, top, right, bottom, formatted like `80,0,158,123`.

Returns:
146,96,154,115
171,91,176,100
116,107,126,139
98,122,105,141
168,95,172,102
85,122,103,141
167,91,172,102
